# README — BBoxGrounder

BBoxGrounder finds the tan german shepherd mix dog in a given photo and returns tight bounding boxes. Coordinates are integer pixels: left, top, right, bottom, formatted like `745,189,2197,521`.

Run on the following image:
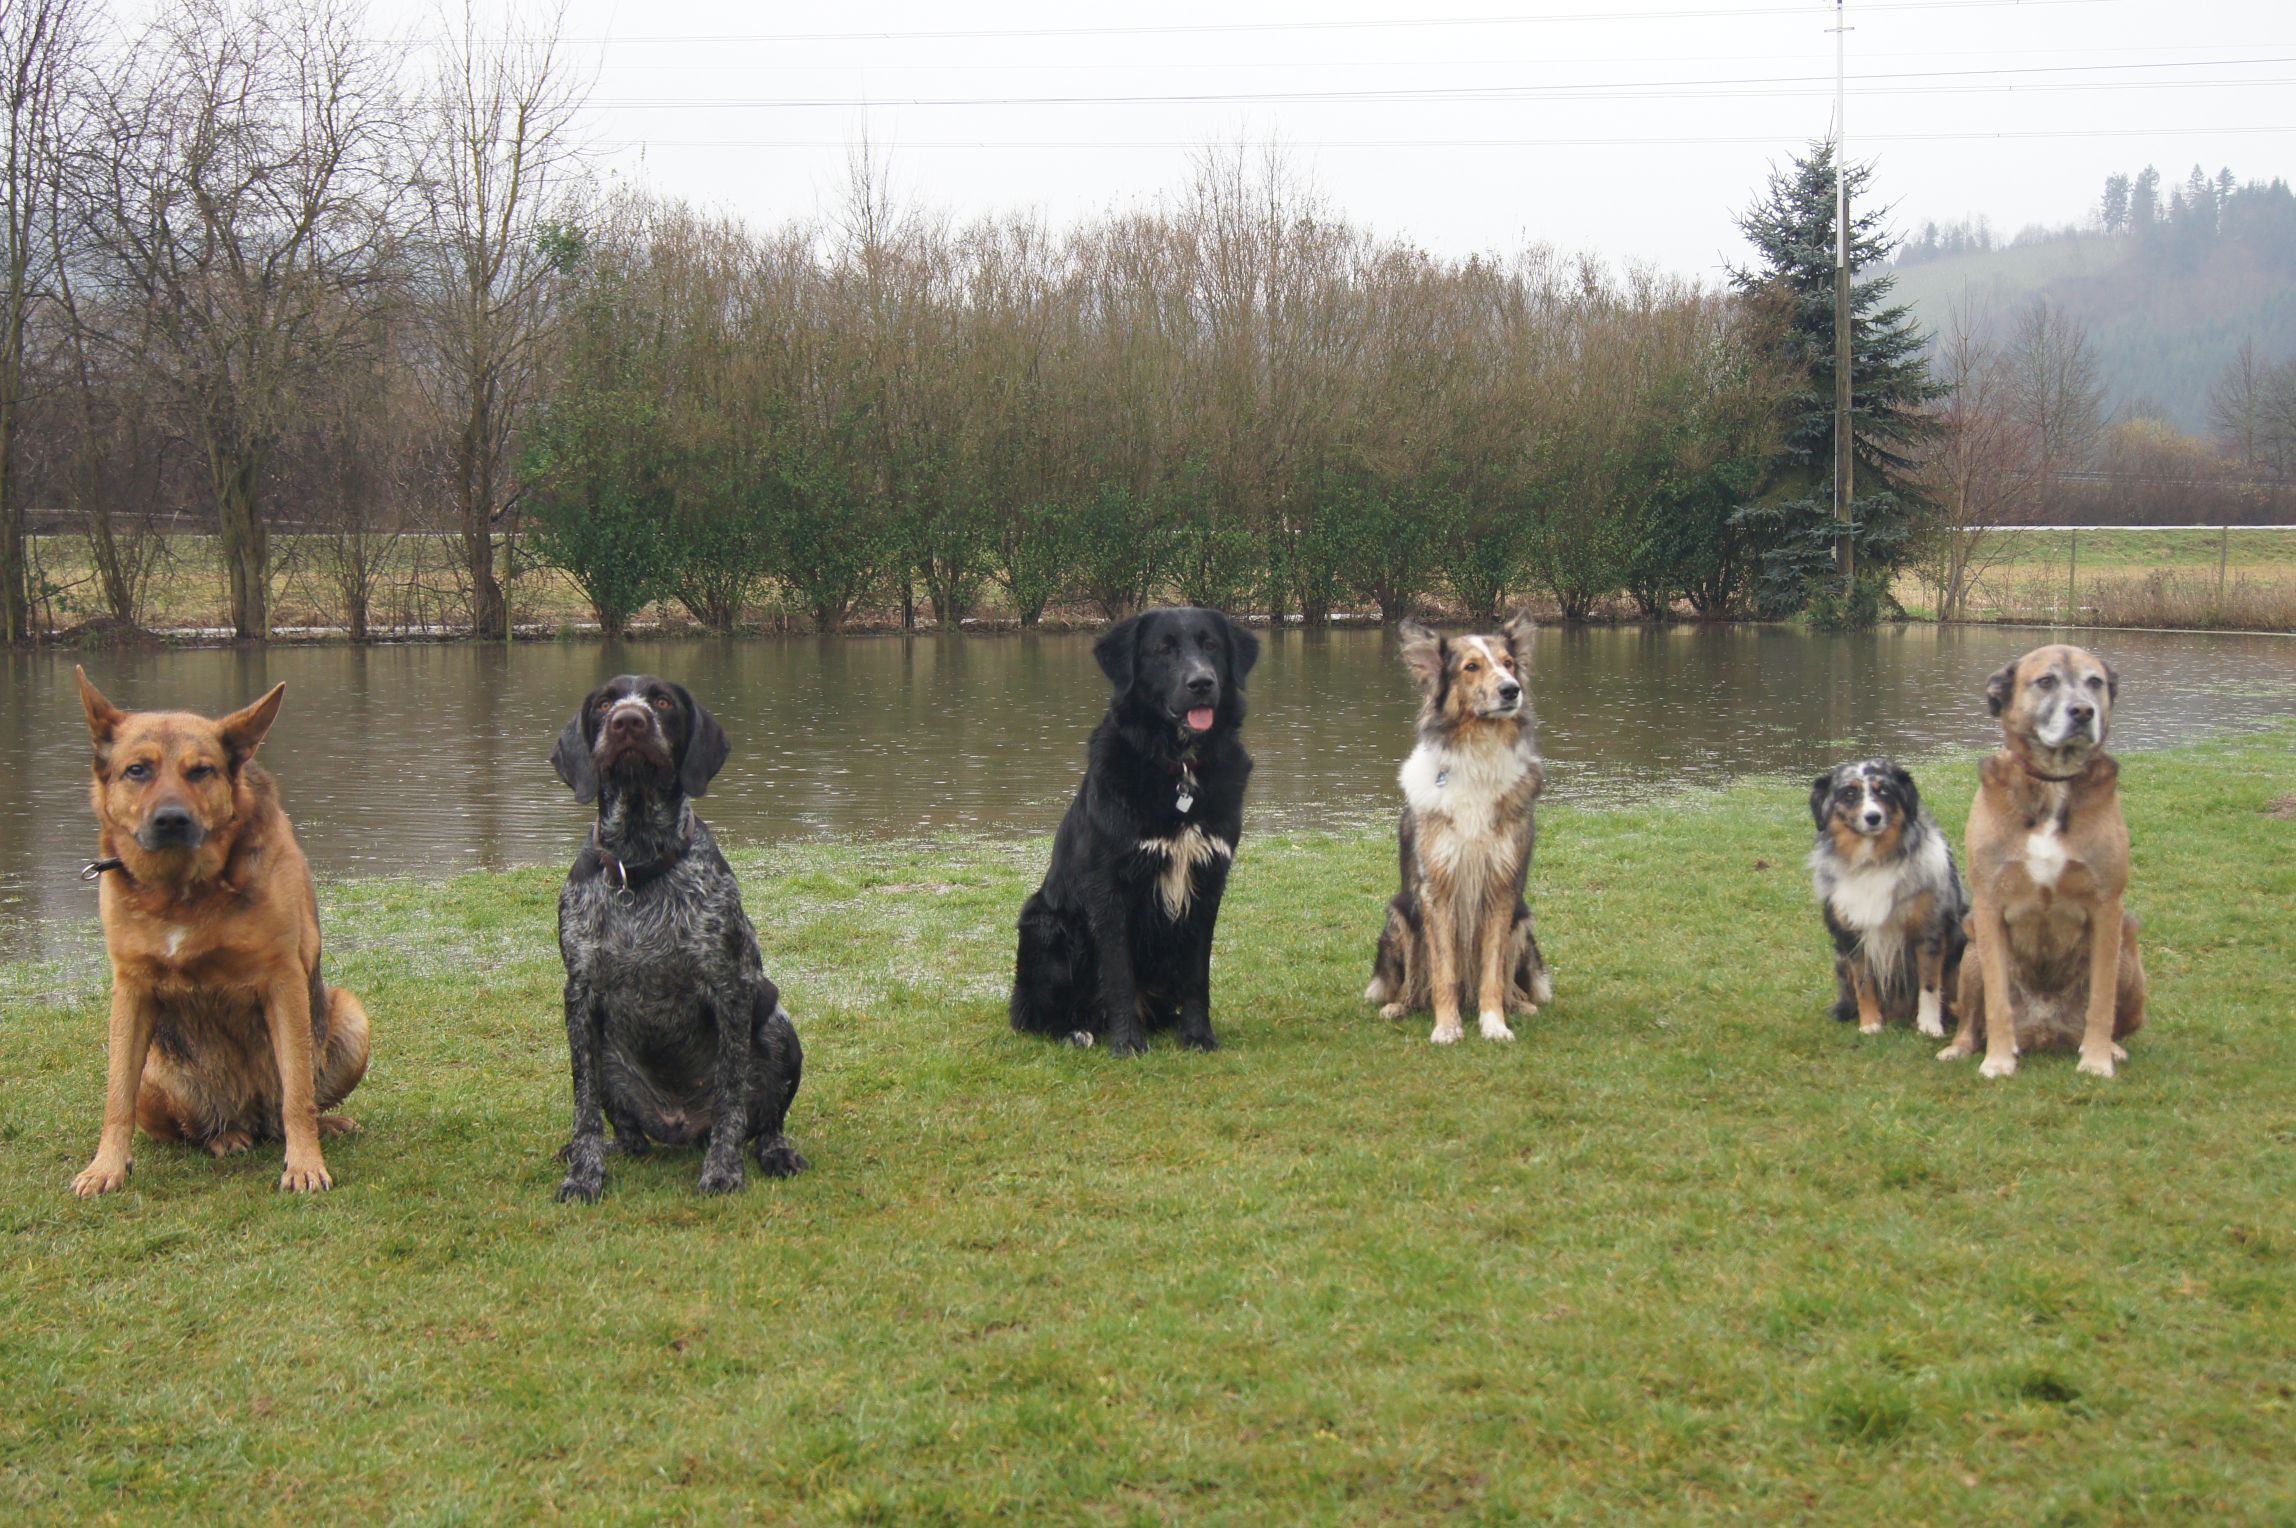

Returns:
1365,614,1553,1044
1939,644,2148,1080
71,669,369,1195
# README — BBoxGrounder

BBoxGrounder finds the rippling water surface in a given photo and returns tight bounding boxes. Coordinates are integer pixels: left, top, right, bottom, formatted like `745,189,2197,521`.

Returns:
4,624,2290,952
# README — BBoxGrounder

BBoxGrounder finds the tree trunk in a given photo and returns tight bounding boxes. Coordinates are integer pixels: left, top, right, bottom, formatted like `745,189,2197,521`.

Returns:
215,454,269,639
0,403,25,643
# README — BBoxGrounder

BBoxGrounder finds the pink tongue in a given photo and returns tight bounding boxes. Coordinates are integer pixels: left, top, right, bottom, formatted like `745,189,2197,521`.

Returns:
1186,707,1215,731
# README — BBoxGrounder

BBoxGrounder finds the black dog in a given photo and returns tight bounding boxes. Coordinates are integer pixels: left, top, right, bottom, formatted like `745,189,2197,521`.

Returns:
548,675,805,1201
1010,607,1259,1055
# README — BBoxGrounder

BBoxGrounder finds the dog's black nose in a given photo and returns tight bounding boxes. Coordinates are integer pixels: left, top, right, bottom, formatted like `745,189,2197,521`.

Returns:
1499,682,1522,703
608,708,650,739
1186,673,1216,699
145,805,196,841
2065,702,2093,725
1861,809,1885,828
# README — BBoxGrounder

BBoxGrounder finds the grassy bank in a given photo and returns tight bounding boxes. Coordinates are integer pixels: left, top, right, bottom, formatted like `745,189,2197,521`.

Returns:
2,735,2293,1523
27,526,2296,643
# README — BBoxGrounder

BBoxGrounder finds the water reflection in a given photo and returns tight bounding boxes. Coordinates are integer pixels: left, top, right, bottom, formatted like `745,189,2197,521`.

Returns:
4,624,2289,950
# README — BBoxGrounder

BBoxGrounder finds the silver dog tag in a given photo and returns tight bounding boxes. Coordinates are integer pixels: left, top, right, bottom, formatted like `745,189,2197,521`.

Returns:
1176,786,1194,813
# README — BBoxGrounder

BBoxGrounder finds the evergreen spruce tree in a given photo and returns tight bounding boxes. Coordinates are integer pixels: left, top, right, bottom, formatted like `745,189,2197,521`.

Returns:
1729,139,1938,621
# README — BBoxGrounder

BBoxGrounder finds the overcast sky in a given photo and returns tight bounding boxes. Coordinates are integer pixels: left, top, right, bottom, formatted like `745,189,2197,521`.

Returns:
372,0,2292,280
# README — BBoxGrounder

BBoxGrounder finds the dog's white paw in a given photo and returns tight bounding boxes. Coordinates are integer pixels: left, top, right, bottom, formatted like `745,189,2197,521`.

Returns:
1935,1042,1973,1063
1065,1030,1095,1049
1531,971,1555,1006
1978,1052,2019,1080
1430,1019,1463,1045
2112,1042,2129,1062
1859,1020,1884,1036
1364,977,1389,1003
1478,1011,1514,1042
2076,1045,2118,1079
1378,1002,1408,1021
1916,992,1945,1038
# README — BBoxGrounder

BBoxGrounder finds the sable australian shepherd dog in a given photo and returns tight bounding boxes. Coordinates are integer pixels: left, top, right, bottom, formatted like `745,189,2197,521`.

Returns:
69,669,370,1197
1365,613,1553,1044
1807,760,1969,1037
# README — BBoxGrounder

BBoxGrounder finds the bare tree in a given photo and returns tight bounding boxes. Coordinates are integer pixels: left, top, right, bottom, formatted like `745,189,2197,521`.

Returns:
0,0,90,641
2007,297,2104,520
419,0,586,640
78,0,409,639
1920,303,2042,621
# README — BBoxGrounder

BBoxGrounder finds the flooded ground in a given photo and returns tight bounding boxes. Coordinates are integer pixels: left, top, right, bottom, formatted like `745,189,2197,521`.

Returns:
4,623,2290,954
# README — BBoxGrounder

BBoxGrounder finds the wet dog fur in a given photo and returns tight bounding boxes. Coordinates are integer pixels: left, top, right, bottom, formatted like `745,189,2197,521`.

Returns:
550,675,806,1200
70,668,370,1196
1940,643,2149,1080
1365,613,1553,1044
1807,759,1968,1037
1010,606,1258,1055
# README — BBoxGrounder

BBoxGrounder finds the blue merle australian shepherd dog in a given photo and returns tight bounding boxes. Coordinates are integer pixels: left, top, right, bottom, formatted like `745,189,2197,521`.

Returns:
1807,760,1969,1037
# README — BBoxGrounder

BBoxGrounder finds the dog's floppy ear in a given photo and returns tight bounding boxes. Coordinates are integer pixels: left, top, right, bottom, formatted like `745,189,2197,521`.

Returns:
1094,613,1143,691
1397,621,1444,692
675,684,730,798
1810,772,1835,829
76,666,124,763
218,682,285,769
1887,762,1920,818
550,700,601,805
1221,611,1260,683
1984,660,2018,718
1500,608,1537,662
2099,657,2118,704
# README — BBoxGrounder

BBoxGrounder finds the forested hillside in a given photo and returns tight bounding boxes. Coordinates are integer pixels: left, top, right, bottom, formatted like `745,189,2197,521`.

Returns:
1891,167,2296,432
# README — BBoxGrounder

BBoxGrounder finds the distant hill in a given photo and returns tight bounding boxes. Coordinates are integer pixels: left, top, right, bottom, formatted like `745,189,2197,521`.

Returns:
1887,171,2296,433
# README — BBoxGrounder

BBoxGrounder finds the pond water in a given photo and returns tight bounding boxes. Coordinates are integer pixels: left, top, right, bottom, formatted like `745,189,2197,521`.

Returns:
4,624,2291,954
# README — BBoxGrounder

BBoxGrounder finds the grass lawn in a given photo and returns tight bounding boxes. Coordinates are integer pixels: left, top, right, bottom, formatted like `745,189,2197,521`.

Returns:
3,730,2293,1523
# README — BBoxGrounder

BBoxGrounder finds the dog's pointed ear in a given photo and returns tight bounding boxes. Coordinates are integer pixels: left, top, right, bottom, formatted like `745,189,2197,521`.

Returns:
1094,613,1143,691
676,685,730,798
76,666,124,758
1984,660,2018,718
1222,611,1260,683
1810,773,1835,829
550,703,600,805
1397,621,1444,691
218,683,285,768
1500,609,1537,662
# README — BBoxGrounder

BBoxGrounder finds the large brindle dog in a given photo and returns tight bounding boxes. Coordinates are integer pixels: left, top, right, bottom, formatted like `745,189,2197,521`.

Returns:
1939,644,2149,1079
1365,614,1553,1044
71,670,370,1196
550,674,805,1201
1010,606,1258,1055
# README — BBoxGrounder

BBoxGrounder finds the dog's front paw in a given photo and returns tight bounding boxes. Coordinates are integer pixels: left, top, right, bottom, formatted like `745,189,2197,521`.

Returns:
278,1159,334,1193
316,1114,361,1138
71,1157,131,1197
1916,994,1946,1038
1978,1052,2019,1080
2076,1044,2118,1079
1478,1010,1515,1042
1935,1040,1974,1062
1378,1002,1408,1021
205,1129,254,1159
1430,1017,1464,1045
1180,1029,1219,1052
754,1137,809,1178
555,1171,604,1204
697,1161,747,1196
1104,1030,1148,1058
1858,1019,1884,1036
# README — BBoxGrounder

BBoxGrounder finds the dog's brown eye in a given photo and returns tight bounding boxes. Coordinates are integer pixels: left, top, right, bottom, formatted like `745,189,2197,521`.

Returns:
2085,675,2104,690
651,696,672,711
2034,674,2057,690
122,762,151,781
184,765,215,782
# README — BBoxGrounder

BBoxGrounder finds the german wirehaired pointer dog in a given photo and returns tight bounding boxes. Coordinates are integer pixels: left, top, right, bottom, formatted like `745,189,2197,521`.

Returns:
549,675,805,1200
1010,606,1259,1055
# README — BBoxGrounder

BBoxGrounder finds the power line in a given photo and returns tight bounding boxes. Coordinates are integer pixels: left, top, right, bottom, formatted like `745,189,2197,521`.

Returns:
574,55,2296,111
457,0,2122,47
595,124,2296,151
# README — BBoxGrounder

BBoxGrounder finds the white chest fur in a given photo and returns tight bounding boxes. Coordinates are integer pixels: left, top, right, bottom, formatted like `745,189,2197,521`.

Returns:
2024,820,2069,890
1137,826,1233,920
1399,736,1534,835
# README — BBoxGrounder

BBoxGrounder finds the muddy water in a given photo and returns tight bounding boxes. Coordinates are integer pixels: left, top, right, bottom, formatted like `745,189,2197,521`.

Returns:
5,624,2290,954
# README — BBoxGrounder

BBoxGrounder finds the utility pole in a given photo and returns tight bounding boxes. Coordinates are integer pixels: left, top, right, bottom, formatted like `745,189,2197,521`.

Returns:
1832,0,1855,594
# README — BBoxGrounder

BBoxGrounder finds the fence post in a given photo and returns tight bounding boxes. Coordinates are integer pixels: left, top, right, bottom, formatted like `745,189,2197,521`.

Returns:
2066,527,2077,620
2218,522,2230,607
